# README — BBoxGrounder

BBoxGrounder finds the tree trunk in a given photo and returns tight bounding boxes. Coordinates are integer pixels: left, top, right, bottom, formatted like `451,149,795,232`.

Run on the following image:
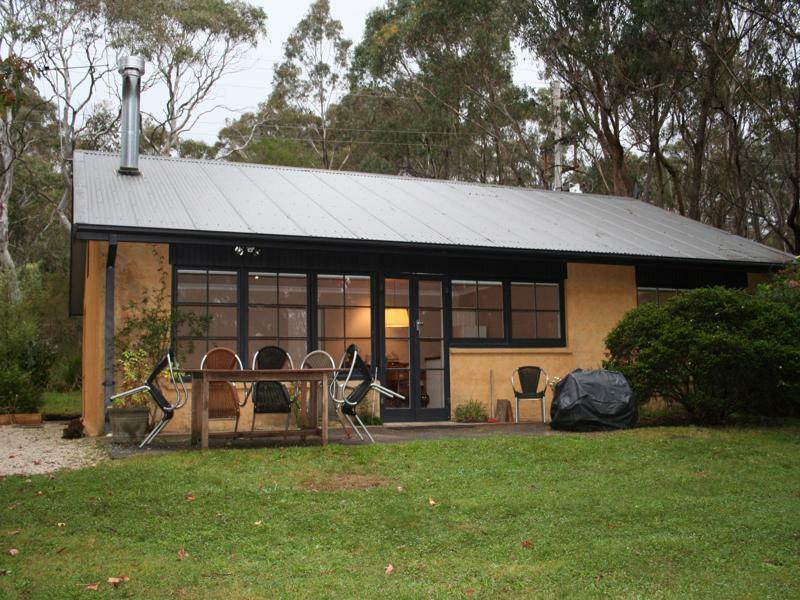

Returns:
0,109,19,299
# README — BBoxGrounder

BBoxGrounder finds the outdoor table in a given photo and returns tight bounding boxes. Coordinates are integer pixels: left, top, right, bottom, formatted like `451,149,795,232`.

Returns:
185,368,335,449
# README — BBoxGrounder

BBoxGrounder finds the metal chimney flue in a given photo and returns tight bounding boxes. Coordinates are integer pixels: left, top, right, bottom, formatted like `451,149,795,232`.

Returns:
117,55,145,175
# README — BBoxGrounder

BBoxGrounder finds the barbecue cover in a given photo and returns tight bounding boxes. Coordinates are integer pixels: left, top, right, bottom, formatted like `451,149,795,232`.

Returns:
550,369,637,431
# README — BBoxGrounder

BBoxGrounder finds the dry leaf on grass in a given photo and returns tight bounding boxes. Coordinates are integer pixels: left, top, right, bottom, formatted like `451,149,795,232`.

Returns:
177,548,188,560
465,588,475,596
428,497,437,506
85,583,99,591
254,520,262,526
7,530,20,536
7,548,18,556
7,505,16,511
185,493,196,502
107,576,130,586
57,523,66,528
55,547,66,554
521,540,532,548
35,491,44,497
384,564,395,575
396,486,403,492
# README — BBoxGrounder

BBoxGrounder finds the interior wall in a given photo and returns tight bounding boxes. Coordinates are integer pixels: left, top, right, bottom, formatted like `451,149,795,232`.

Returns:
448,263,637,422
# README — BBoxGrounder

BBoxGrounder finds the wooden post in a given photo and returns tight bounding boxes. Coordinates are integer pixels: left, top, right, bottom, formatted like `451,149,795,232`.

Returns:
190,374,201,447
495,399,513,423
321,373,329,446
201,376,209,450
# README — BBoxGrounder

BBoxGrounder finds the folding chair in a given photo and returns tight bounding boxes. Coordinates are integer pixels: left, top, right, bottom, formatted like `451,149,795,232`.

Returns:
511,366,549,423
300,349,352,439
109,351,188,448
330,344,405,443
249,345,296,434
200,347,246,432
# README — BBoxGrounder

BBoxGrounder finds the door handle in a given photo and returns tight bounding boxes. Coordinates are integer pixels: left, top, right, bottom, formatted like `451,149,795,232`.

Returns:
415,319,424,332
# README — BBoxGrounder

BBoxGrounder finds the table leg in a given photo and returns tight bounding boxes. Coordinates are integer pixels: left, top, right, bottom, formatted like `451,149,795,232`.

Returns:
201,376,209,450
191,374,202,447
321,374,329,446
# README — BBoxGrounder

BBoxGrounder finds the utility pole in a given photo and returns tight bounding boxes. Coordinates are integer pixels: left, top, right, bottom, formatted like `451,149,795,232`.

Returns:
551,80,562,191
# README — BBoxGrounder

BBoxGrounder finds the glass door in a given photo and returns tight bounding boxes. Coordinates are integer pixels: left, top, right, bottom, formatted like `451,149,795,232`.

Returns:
381,277,449,422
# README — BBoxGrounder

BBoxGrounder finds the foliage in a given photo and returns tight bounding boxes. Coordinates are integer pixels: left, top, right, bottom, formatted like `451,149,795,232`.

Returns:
2,428,800,596
41,390,81,417
604,286,800,423
113,348,152,408
454,399,488,423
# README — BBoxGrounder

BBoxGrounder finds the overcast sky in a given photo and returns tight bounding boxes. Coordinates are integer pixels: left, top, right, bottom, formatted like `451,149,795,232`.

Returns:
128,0,545,144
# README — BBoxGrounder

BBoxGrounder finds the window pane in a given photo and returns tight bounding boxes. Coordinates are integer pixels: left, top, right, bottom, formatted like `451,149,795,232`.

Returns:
176,339,206,370
317,275,344,305
535,284,559,310
279,274,306,305
345,276,371,306
284,339,307,366
321,339,346,363
248,307,277,337
249,339,278,367
248,273,277,304
279,307,307,338
419,309,442,338
318,308,344,338
637,288,658,305
208,272,237,304
452,309,479,338
208,306,237,337
536,312,561,338
421,369,445,409
477,281,503,309
177,305,206,337
349,339,371,365
418,280,442,307
451,281,477,309
510,282,535,310
385,339,409,365
658,289,678,306
478,310,504,338
511,311,536,339
385,278,409,307
208,339,238,354
177,271,206,303
420,341,443,365
345,307,371,338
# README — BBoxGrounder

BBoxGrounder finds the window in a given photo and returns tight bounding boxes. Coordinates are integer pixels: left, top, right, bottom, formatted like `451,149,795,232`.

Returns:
175,270,238,368
248,273,308,366
637,287,686,306
510,282,561,339
317,274,372,364
451,280,504,339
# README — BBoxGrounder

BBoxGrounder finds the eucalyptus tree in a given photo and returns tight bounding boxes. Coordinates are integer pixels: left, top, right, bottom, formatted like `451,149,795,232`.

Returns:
271,0,353,169
107,0,267,156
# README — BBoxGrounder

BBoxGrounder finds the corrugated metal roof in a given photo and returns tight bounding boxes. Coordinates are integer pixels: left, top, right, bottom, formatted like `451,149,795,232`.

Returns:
73,150,792,264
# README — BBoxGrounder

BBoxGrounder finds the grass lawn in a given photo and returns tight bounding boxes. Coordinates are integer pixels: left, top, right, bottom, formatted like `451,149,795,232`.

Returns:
40,391,81,418
1,427,799,598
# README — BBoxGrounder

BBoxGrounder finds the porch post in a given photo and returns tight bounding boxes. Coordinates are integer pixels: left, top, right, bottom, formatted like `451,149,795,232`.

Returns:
103,236,118,432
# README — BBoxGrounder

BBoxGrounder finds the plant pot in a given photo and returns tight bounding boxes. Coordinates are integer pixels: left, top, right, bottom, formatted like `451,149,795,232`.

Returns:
109,406,150,443
13,413,43,426
0,414,12,426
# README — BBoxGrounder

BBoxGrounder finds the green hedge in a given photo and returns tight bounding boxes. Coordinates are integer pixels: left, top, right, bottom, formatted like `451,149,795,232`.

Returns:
604,284,800,424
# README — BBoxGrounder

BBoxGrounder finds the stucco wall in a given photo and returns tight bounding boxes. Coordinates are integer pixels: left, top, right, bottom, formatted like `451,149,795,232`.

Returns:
449,263,638,422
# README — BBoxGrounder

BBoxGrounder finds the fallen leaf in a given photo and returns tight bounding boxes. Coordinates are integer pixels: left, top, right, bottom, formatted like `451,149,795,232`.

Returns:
384,564,395,575
396,486,403,492
177,548,188,560
7,548,18,556
85,583,99,591
33,460,41,465
521,540,532,548
35,491,43,497
6,505,16,510
55,547,66,554
0,569,7,576
48,475,55,480
185,492,196,502
7,530,20,536
57,523,66,528
428,497,436,506
107,576,129,586
320,569,335,575
254,520,262,526
465,588,475,596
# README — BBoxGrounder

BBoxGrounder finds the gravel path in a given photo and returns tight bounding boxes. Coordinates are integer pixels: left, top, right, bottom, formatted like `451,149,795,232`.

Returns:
0,422,107,476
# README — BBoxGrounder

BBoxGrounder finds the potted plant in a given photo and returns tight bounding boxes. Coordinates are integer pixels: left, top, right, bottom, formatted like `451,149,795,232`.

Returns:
109,348,152,442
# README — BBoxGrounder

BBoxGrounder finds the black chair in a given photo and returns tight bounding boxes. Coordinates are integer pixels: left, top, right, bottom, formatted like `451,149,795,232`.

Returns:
109,351,188,448
330,344,405,443
511,366,549,423
249,345,296,433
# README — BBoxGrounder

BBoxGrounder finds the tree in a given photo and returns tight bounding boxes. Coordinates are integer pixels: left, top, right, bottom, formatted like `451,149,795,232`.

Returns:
107,0,267,156
272,0,352,169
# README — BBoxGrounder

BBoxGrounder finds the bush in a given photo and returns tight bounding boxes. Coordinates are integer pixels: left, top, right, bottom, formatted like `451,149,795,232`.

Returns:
604,286,800,424
454,400,488,423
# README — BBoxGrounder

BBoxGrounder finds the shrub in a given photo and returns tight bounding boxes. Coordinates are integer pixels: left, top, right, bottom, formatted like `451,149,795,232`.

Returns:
604,286,800,424
454,400,488,423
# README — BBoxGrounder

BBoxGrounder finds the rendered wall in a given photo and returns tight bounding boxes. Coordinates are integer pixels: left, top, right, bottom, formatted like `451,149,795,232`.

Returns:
449,263,638,422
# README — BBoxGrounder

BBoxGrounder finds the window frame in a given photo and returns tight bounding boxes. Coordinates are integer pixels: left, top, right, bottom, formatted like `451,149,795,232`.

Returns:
448,278,566,348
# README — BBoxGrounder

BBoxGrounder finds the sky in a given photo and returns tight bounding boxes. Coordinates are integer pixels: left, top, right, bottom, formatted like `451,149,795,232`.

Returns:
99,0,545,145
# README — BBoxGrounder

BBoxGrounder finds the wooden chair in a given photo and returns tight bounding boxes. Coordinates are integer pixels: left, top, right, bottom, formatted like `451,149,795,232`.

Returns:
200,347,245,432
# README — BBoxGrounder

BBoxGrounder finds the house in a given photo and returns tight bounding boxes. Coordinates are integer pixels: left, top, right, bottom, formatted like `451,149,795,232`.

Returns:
70,149,790,436
69,57,790,437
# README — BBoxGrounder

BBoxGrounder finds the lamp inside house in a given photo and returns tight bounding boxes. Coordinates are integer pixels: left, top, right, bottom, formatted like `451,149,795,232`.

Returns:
385,307,410,328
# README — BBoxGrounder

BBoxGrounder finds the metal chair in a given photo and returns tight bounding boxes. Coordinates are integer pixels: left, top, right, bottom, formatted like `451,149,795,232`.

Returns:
511,366,549,423
300,349,352,439
330,344,405,443
109,351,188,448
249,345,296,434
200,347,246,432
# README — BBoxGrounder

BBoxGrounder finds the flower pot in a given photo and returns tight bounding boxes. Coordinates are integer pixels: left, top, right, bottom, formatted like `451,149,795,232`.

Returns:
12,413,43,426
108,406,150,443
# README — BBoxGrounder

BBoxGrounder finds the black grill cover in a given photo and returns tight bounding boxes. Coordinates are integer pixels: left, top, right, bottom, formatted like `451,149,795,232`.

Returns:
550,369,637,431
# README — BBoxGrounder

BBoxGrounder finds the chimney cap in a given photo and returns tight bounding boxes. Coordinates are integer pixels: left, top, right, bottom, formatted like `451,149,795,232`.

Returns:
117,55,145,75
